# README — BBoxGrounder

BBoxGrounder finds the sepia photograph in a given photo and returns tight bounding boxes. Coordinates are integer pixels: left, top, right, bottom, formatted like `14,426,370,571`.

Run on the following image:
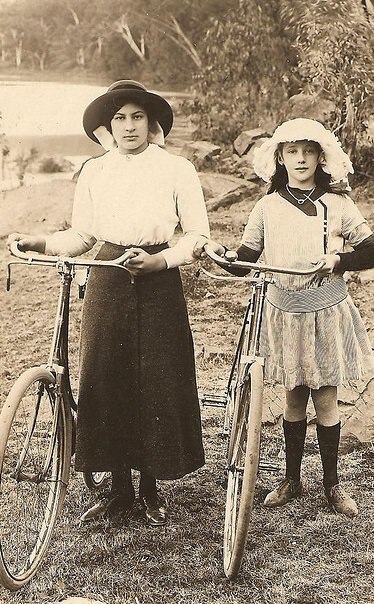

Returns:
0,1,373,603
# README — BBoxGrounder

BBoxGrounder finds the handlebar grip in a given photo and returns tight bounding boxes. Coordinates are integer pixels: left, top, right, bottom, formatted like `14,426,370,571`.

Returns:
224,250,238,263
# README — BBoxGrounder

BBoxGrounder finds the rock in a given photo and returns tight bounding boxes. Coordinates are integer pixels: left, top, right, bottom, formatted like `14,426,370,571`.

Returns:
262,383,284,424
233,128,270,157
282,93,336,123
180,140,221,170
340,377,374,442
198,172,250,200
234,138,268,181
357,268,374,285
206,181,257,212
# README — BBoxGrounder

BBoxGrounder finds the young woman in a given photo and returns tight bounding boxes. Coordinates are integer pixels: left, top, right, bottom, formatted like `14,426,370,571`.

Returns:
7,80,210,526
212,118,374,517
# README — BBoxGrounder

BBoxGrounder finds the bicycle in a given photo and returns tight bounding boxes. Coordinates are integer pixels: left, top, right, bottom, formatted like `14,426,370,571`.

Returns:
0,241,134,591
200,245,323,580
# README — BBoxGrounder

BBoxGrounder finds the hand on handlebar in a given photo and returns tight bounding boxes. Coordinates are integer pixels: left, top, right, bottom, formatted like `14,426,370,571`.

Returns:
193,238,226,260
7,232,46,254
122,247,167,275
313,254,341,276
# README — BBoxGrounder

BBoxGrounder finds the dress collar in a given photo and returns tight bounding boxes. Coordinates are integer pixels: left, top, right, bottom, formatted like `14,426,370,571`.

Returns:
278,185,326,216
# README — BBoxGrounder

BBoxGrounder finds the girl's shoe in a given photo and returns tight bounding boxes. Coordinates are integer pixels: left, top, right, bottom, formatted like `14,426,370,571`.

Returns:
80,492,134,522
325,484,358,518
139,493,168,527
263,477,302,507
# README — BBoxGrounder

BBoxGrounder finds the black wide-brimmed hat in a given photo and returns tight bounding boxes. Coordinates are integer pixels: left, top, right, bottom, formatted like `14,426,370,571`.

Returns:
83,80,174,145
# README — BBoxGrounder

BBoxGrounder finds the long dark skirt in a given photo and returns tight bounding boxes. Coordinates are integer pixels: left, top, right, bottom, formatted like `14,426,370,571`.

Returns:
75,242,205,479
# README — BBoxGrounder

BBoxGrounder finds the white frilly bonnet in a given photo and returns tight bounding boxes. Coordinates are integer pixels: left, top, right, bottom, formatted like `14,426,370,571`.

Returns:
253,118,354,184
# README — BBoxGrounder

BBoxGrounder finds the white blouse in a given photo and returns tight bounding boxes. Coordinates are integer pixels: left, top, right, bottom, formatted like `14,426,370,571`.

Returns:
241,191,372,290
45,144,210,268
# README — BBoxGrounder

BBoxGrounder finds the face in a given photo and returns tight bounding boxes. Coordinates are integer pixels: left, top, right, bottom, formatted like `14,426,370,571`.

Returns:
278,140,322,188
110,102,149,154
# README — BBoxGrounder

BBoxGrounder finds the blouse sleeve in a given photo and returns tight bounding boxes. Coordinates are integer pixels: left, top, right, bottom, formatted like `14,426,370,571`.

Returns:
161,158,210,269
44,160,97,256
341,195,372,247
240,197,265,253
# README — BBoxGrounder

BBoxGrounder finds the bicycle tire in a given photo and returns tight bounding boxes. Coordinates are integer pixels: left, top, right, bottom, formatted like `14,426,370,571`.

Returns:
223,360,263,580
0,367,72,590
83,471,110,490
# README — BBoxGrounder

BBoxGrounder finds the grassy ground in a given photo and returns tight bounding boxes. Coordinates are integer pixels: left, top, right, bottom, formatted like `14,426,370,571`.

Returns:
0,180,373,603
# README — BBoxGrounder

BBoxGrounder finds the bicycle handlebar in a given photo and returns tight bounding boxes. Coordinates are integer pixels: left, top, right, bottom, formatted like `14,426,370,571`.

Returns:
203,244,325,276
7,241,136,290
9,240,134,272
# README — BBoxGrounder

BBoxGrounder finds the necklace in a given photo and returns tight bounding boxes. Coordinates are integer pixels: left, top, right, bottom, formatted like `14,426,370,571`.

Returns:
286,184,316,205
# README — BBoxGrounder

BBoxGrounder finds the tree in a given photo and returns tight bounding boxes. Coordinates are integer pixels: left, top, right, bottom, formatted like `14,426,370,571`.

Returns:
280,0,374,159
191,0,295,144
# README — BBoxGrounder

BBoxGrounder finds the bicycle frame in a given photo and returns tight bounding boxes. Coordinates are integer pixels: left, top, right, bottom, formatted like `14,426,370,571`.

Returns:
201,246,324,437
201,244,325,579
7,241,135,411
6,242,137,467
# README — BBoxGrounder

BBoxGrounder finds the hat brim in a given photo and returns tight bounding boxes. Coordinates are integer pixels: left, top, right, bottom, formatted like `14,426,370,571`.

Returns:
253,119,354,183
83,89,173,144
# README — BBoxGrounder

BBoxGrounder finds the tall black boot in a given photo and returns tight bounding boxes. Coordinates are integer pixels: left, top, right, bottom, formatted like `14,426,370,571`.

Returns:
316,422,358,517
264,418,306,507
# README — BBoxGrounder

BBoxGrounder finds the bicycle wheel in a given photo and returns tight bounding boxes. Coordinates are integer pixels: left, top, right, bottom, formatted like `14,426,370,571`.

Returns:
0,367,72,590
223,360,263,580
83,471,110,490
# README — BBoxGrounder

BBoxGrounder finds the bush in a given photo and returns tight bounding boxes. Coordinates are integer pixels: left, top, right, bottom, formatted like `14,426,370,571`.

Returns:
38,156,73,173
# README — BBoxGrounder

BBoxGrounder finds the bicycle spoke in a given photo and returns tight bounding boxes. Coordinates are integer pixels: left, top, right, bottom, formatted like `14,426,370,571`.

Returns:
0,368,70,589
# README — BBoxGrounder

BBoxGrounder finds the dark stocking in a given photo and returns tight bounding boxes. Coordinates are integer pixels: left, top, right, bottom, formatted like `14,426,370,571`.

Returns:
316,422,340,491
111,467,135,502
139,472,157,499
284,418,307,482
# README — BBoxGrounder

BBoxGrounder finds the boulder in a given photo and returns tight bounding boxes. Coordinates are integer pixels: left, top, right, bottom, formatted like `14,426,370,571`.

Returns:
357,268,374,285
206,181,257,212
180,140,221,170
233,128,270,157
338,377,374,442
283,93,336,124
198,172,250,200
235,138,268,181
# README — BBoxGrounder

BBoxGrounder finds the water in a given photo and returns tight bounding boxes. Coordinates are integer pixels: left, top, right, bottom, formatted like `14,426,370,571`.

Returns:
0,80,106,137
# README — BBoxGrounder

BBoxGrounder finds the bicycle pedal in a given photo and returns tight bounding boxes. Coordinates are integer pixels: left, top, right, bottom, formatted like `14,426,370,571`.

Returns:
258,460,280,473
200,393,227,407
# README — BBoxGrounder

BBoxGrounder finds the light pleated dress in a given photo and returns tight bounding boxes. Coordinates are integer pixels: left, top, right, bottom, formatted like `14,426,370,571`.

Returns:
241,190,374,390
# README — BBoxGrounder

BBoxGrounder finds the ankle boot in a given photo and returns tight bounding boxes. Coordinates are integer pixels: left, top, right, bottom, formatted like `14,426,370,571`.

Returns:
139,472,168,527
317,423,358,517
264,418,306,506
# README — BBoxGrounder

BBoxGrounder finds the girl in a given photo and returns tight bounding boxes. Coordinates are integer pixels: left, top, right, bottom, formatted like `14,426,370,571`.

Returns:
7,80,210,526
214,118,374,517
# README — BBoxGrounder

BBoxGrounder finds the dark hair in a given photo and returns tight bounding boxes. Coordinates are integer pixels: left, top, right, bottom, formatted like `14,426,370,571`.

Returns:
103,95,156,134
267,141,341,194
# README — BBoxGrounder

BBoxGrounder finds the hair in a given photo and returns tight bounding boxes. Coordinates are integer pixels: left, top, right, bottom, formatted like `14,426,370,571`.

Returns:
103,95,156,135
267,141,342,194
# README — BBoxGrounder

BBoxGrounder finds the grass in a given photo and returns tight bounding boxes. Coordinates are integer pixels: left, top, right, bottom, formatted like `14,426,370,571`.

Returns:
0,182,373,603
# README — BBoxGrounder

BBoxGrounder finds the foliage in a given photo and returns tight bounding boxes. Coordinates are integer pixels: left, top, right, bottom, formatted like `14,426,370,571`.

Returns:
279,0,374,160
13,147,38,186
191,0,374,166
191,0,295,145
0,0,232,85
